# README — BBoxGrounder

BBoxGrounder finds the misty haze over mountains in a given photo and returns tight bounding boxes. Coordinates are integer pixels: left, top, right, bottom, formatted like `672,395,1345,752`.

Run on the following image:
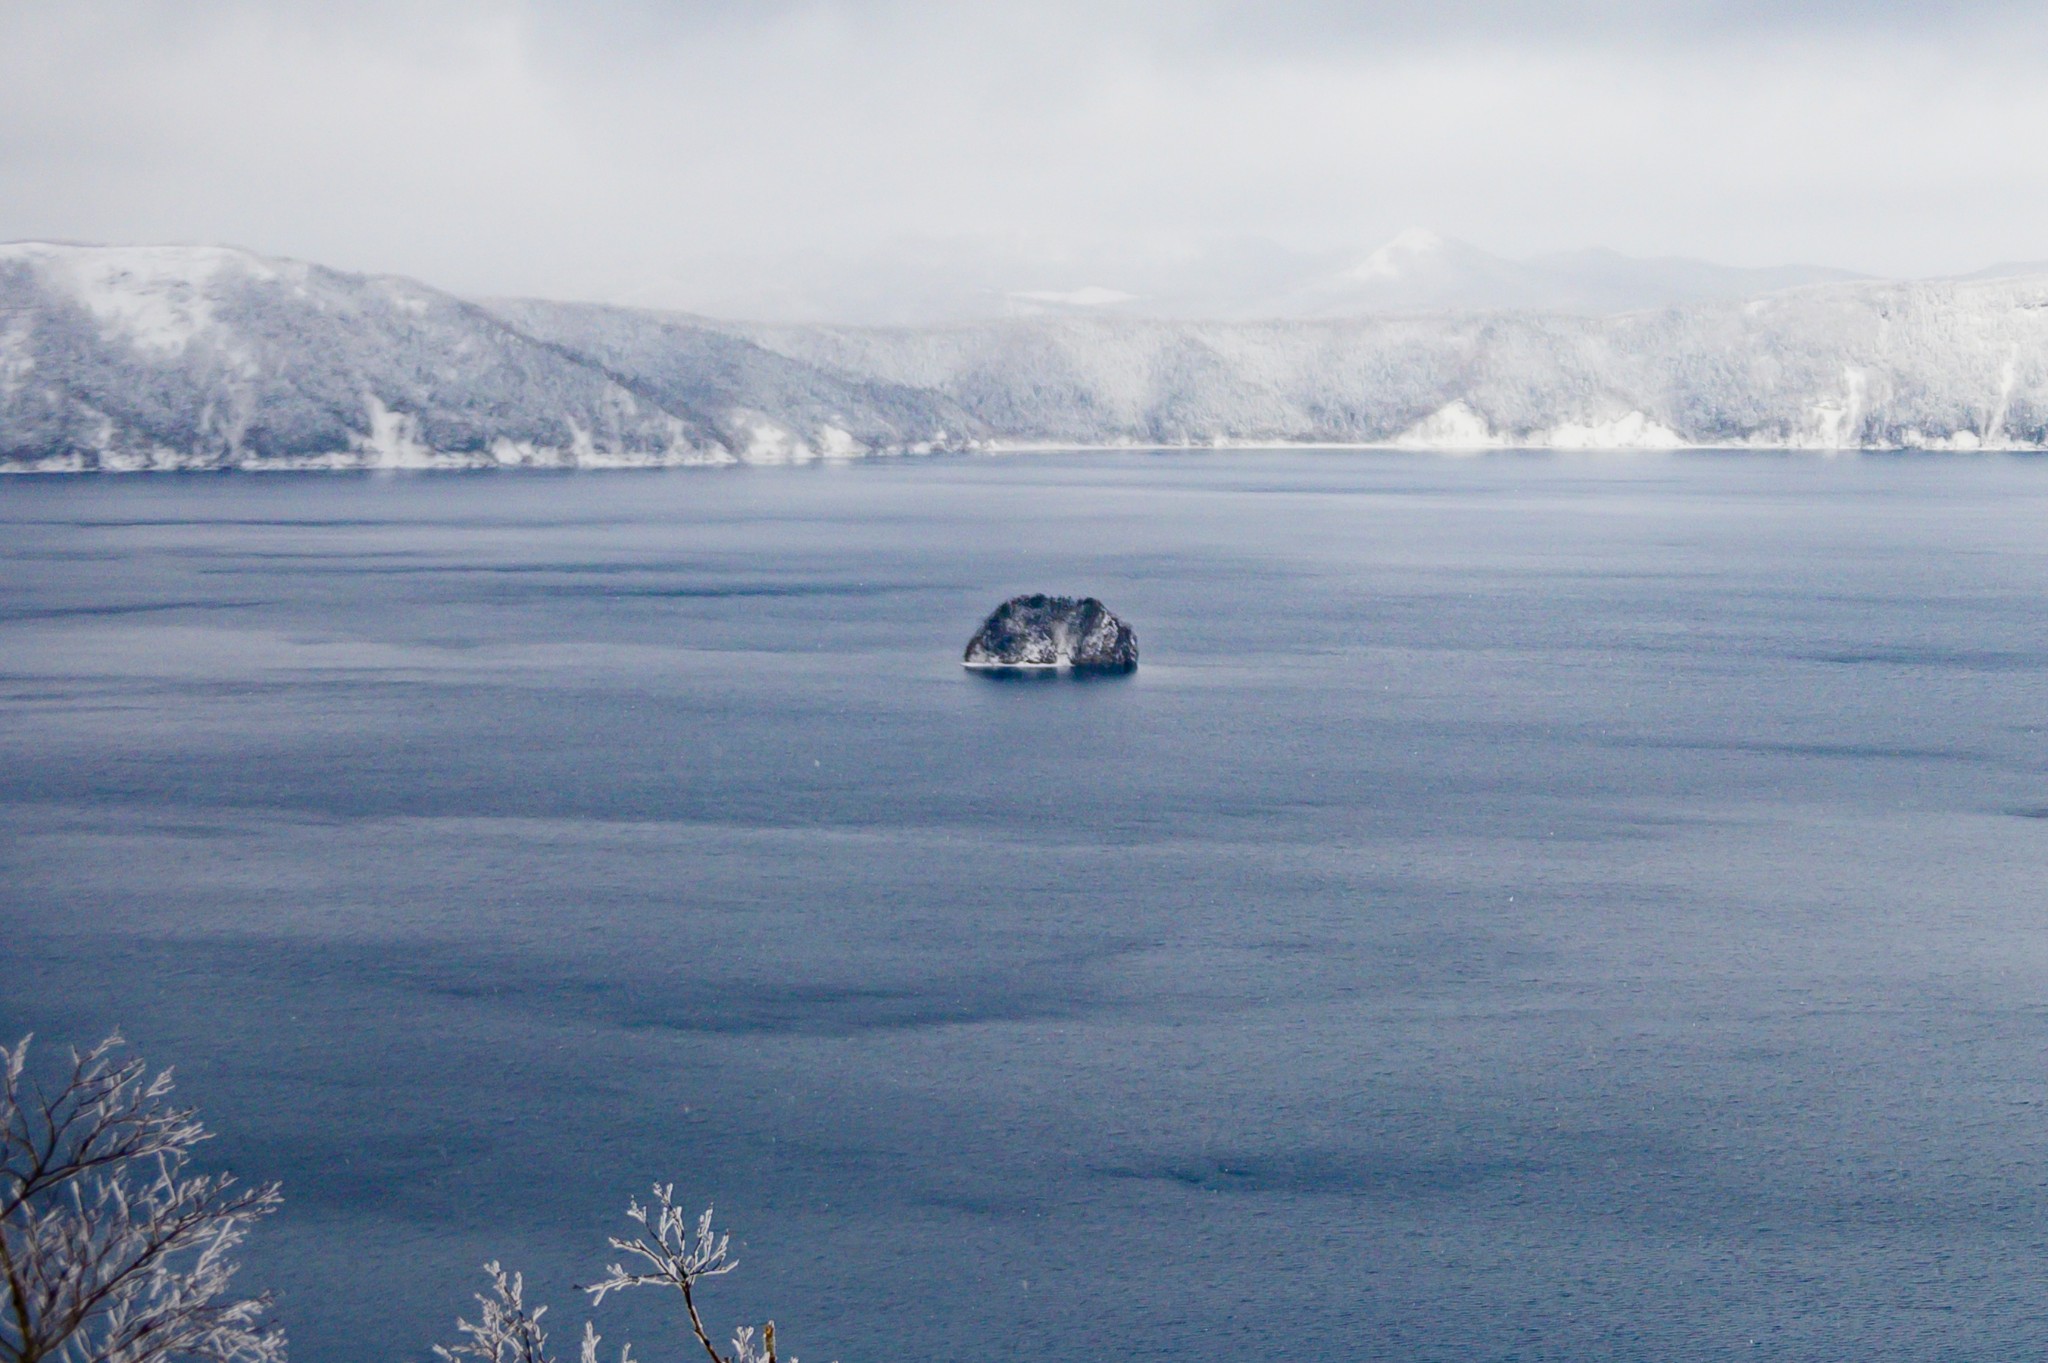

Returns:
645,228,1867,324
4,233,2048,472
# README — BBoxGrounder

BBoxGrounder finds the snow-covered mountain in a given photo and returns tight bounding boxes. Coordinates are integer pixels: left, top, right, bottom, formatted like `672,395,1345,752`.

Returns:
0,243,974,471
4,240,2047,470
740,271,2048,450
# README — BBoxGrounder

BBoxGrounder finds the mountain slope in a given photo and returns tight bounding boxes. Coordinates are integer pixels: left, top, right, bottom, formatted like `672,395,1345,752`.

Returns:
486,297,981,459
744,274,2048,449
0,243,972,471
5,241,2048,470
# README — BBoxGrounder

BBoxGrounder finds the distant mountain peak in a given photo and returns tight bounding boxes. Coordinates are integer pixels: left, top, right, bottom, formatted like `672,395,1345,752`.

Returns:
1005,285,1139,310
1342,227,1452,282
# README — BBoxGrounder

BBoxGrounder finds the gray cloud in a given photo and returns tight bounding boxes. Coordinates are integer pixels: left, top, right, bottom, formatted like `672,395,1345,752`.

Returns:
1180,0,2045,48
3,0,2045,310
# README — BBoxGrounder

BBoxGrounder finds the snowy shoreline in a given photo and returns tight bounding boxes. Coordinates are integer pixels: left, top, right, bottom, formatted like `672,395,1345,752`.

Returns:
9,439,2043,475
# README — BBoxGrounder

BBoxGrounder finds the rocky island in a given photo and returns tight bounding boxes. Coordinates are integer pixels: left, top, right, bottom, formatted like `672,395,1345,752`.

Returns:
963,595,1139,672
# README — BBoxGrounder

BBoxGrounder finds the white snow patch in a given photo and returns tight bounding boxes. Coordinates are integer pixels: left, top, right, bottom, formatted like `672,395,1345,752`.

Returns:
566,419,599,465
723,411,870,463
1341,228,1447,283
488,438,555,468
1986,345,2019,445
1805,365,1868,449
731,413,816,464
815,425,860,459
1398,402,1681,452
1537,411,1684,449
356,395,434,469
0,451,90,474
2,243,268,354
377,281,432,317
95,443,192,473
1395,401,1500,450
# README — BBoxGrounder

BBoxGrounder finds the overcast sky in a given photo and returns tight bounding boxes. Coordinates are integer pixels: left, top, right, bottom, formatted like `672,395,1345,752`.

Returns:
4,0,2047,305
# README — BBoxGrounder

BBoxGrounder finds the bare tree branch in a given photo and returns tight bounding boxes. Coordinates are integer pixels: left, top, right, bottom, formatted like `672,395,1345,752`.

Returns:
0,1034,283,1363
443,1187,798,1363
581,1188,784,1363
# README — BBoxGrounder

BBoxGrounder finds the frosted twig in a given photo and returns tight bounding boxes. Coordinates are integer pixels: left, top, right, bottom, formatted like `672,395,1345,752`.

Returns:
580,1186,786,1363
0,1032,283,1363
431,1263,553,1363
439,1186,806,1363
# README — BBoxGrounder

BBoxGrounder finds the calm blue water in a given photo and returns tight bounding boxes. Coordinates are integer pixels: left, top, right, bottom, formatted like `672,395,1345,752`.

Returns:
5,451,2048,1362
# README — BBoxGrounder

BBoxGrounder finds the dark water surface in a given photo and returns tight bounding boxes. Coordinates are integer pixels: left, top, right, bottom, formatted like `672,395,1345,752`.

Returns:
5,451,2048,1362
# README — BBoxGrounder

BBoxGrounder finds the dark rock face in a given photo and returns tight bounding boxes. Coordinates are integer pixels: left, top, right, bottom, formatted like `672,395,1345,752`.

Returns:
963,595,1138,671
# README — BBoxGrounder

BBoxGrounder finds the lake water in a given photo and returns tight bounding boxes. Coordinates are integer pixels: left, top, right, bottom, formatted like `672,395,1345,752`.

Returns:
5,451,2048,1362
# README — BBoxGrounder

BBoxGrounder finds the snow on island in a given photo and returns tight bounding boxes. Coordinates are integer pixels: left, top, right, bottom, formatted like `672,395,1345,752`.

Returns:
963,595,1138,673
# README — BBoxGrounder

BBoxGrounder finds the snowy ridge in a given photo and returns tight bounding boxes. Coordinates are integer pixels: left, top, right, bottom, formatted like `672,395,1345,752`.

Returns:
744,275,2048,452
0,243,972,472
5,242,2048,471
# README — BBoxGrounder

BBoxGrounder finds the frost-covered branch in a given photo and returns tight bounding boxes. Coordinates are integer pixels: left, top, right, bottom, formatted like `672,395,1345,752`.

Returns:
443,1187,797,1363
584,1188,748,1363
584,1187,784,1363
434,1267,644,1363
0,1033,283,1363
431,1263,574,1363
